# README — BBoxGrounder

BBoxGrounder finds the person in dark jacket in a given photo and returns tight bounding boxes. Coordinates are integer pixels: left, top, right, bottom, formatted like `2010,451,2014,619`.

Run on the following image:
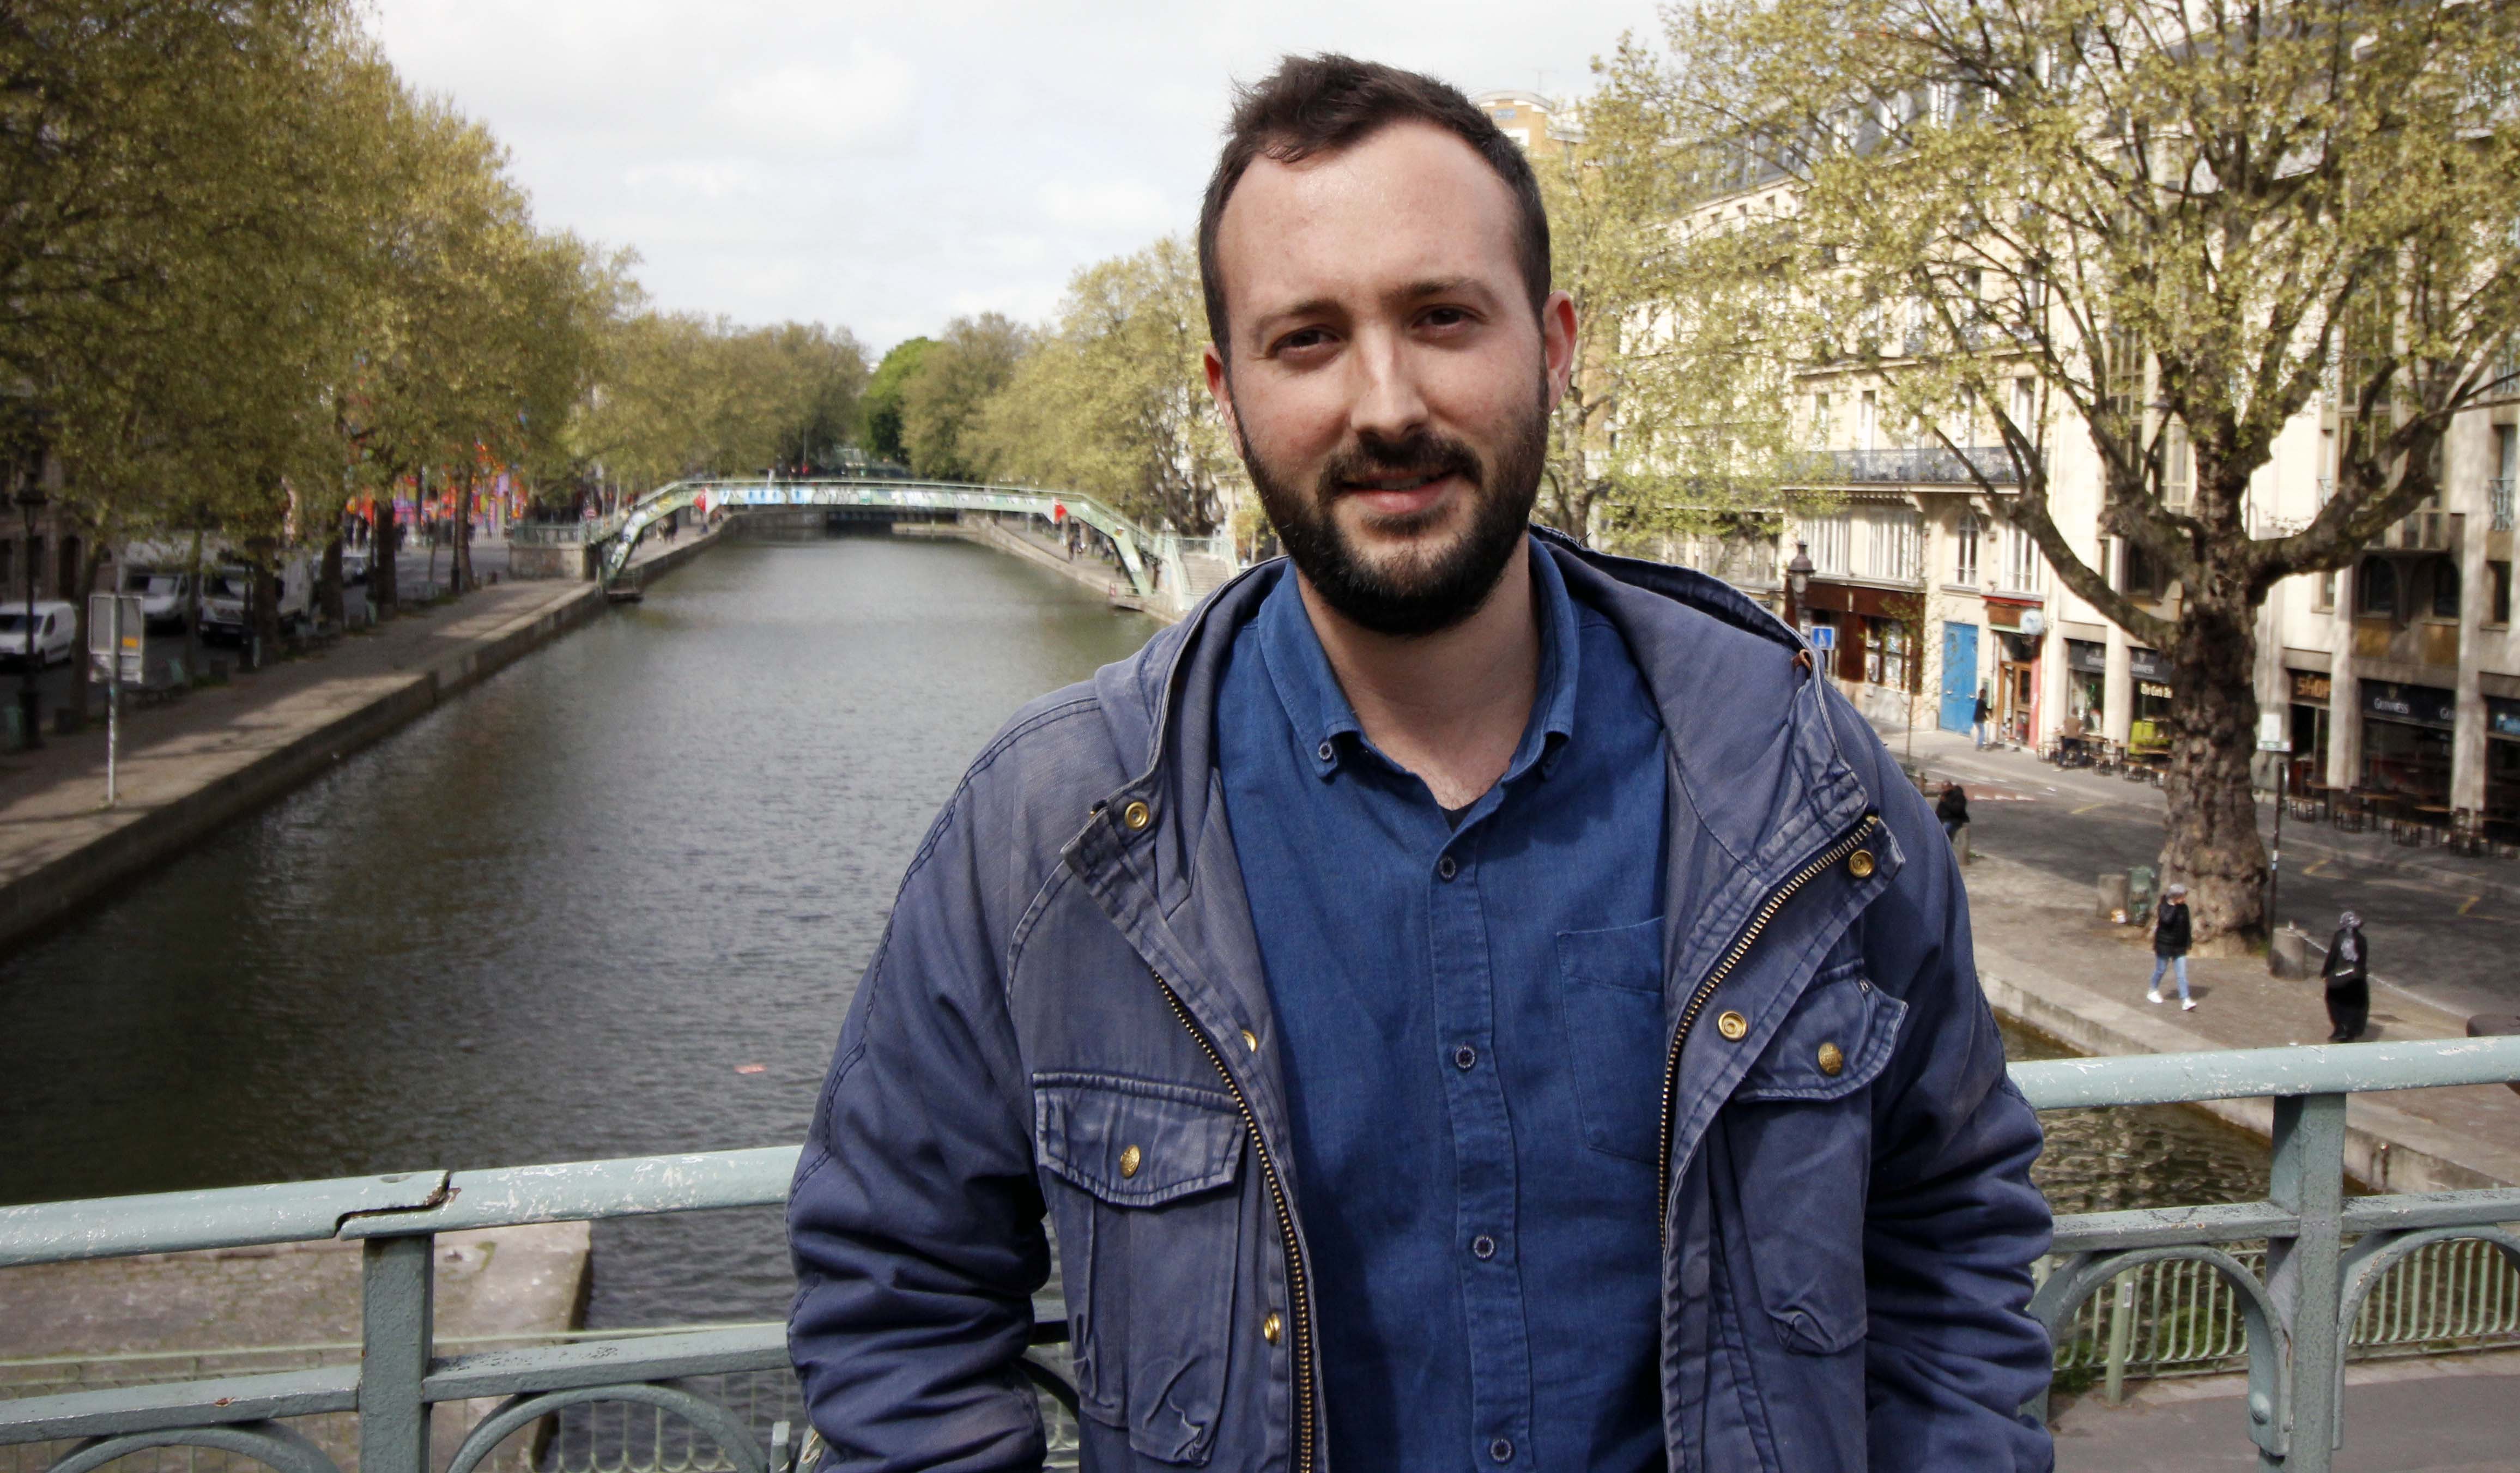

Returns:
2323,910,2370,1041
1937,781,1971,838
2149,882,2195,1009
786,56,2053,1473
1973,684,1992,748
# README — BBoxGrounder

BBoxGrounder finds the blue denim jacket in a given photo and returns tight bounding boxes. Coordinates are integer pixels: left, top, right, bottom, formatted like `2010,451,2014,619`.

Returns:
786,534,2056,1472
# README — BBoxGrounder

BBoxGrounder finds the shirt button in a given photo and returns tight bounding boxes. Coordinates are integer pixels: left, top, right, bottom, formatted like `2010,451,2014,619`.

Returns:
1437,855,1458,881
1453,1044,1477,1070
1471,1234,1496,1260
1489,1438,1515,1463
1317,739,1335,762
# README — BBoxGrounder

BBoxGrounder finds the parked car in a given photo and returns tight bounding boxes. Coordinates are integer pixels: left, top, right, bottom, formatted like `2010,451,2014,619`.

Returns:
198,555,313,643
0,600,78,669
118,565,196,631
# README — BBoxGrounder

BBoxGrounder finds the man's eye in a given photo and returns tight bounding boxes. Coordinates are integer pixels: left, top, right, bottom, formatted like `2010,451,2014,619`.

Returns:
1276,328,1332,354
1422,307,1472,329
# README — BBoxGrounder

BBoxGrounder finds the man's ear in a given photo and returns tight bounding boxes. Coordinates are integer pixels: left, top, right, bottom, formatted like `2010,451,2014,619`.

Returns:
1203,343,1241,442
1541,290,1578,413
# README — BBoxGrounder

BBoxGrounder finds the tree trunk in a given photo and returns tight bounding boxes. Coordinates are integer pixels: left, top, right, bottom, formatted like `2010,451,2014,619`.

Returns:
453,476,475,593
2160,585,2269,949
67,544,106,728
318,533,344,628
251,561,282,664
372,506,399,618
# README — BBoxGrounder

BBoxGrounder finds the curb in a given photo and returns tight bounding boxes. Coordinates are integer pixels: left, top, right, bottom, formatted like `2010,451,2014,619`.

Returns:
0,584,603,956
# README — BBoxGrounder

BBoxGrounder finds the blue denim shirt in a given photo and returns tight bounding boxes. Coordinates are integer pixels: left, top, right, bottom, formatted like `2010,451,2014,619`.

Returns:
1214,540,1670,1472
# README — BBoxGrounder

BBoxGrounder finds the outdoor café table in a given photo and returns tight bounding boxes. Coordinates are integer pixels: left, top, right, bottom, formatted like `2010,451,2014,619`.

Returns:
2300,781,2340,823
2414,803,2454,841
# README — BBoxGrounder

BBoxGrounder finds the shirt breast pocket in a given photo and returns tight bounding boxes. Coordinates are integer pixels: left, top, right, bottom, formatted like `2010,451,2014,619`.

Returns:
1553,917,1669,1164
1034,1074,1246,1465
1722,963,1907,1355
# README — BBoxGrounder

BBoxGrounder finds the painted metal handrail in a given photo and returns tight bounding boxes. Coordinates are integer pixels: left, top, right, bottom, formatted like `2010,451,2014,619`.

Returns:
5,1036,2519,1473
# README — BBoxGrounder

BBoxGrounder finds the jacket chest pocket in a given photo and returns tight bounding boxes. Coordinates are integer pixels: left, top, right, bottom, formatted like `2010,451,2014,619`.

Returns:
1719,965,1906,1356
1035,1074,1246,1465
1554,918,1669,1163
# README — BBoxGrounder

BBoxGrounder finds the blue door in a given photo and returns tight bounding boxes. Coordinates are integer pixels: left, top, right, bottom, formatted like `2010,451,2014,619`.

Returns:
1941,622,1980,732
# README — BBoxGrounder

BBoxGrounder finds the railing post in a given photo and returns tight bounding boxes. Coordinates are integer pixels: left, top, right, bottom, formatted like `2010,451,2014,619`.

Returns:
2104,1271,2137,1405
2264,1092,2347,1472
360,1234,436,1473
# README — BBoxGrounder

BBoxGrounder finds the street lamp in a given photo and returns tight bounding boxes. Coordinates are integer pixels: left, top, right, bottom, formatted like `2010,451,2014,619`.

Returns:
1784,539,1815,633
15,473,45,750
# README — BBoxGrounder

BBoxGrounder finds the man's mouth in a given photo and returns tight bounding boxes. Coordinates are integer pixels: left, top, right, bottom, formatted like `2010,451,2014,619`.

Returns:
1340,470,1458,516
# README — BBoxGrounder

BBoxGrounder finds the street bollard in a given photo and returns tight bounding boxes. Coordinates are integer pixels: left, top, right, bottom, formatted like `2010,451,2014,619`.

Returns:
2096,870,2130,923
2270,928,2313,979
2104,1271,2137,1405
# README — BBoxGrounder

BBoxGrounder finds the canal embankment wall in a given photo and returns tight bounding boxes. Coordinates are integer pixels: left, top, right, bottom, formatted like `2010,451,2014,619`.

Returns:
1963,849,2520,1192
895,516,1182,622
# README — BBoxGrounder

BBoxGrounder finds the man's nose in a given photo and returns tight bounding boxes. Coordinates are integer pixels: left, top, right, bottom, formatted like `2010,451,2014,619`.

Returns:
1344,328,1429,444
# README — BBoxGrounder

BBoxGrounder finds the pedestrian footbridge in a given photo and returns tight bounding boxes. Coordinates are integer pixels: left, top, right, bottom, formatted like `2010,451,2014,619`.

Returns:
579,477,1235,608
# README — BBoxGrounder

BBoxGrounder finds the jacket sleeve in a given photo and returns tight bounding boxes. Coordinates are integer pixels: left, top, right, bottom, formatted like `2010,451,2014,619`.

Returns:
1855,759,2056,1470
786,780,1051,1472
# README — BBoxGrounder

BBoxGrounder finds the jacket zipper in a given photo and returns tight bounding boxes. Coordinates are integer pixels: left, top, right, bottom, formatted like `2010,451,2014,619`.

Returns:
1154,972,1318,1473
1657,813,1882,1242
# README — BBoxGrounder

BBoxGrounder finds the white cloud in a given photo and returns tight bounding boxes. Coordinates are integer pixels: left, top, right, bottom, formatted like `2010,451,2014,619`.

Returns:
373,0,1654,348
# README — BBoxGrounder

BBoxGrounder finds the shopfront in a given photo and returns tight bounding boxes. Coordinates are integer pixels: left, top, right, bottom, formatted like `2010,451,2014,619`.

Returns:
2127,647,2174,755
1986,599,2044,744
2064,639,2106,733
2488,696,2520,840
2287,669,2332,792
2359,680,2456,807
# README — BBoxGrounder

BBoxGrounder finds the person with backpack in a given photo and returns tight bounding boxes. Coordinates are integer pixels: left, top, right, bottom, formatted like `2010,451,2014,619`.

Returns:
1936,781,1971,839
2148,882,2195,1010
2322,910,2370,1042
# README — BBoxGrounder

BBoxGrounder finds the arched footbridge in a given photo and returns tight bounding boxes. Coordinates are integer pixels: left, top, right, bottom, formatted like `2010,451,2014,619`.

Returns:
587,477,1232,603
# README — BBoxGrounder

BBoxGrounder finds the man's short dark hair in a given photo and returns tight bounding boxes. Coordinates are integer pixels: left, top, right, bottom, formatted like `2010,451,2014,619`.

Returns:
1197,54,1551,353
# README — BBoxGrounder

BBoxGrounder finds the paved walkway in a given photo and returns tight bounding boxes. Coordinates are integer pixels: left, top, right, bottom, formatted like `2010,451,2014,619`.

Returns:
2053,1347,2520,1471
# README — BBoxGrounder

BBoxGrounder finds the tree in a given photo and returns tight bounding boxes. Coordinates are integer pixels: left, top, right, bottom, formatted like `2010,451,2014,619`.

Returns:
901,313,1029,481
1535,45,1815,549
858,337,934,464
976,236,1239,532
1663,0,2520,945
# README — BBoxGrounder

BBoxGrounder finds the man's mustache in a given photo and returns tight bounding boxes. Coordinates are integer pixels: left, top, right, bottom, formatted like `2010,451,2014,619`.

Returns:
1317,433,1484,498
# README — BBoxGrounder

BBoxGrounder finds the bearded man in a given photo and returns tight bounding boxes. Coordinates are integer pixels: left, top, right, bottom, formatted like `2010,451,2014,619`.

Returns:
788,54,2055,1473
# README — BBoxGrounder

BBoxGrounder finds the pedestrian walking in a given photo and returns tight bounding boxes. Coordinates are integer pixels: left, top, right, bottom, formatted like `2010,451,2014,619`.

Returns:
1973,684,1992,749
1937,781,1970,839
2149,881,2195,1009
2322,910,2370,1042
786,55,2054,1473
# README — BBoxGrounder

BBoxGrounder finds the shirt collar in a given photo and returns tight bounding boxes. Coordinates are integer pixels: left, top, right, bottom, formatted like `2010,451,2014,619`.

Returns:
1254,534,1583,782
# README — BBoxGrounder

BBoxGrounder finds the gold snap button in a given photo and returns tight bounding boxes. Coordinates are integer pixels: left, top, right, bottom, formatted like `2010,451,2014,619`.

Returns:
1122,800,1152,831
1262,1312,1283,1344
1848,849,1876,879
1240,1028,1258,1053
1816,1041,1845,1076
1716,1010,1749,1041
1118,1145,1142,1178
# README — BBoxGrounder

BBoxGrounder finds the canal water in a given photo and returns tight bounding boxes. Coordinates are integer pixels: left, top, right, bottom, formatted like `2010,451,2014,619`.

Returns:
1,532,2268,1333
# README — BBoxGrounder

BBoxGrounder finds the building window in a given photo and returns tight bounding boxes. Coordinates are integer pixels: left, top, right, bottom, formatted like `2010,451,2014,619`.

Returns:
2316,569,2337,611
1955,512,1981,585
1864,616,1913,690
2489,560,2512,626
1861,506,1922,581
1806,512,1850,575
1811,392,1831,447
2430,560,2460,619
2124,541,2172,599
2357,556,2397,615
2001,524,2042,592
1857,391,1879,451
2161,421,2191,510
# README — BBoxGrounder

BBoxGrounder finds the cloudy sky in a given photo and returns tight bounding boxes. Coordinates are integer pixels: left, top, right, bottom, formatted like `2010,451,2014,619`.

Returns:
373,1,1663,353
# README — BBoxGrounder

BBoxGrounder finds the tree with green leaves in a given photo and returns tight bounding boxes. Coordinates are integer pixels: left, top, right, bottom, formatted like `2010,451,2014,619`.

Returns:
1662,0,2520,945
858,337,935,465
902,313,1031,481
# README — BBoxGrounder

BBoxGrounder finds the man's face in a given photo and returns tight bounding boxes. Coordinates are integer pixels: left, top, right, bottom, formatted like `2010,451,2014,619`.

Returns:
1205,122,1576,636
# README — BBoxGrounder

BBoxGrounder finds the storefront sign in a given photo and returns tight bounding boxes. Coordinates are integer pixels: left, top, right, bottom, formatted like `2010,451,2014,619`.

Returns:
2290,670,2332,704
2489,696,2520,741
2128,647,2170,683
2139,682,2173,700
2067,639,2106,674
2362,680,2456,730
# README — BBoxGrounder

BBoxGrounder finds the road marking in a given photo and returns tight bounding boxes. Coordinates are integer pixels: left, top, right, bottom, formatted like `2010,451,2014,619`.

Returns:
2301,857,2333,877
2070,802,2106,815
2460,894,2482,917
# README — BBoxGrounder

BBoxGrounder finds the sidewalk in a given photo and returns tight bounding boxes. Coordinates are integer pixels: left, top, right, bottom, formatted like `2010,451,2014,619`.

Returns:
0,578,601,954
2052,1346,2520,1471
1896,724,2520,902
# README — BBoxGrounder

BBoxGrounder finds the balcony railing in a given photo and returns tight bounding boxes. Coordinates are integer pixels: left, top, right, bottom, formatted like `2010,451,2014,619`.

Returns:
1819,446,2022,486
4,1037,2519,1473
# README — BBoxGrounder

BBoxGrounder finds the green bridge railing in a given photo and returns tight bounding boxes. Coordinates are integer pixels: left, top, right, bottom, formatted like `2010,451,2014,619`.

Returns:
5,1036,2519,1473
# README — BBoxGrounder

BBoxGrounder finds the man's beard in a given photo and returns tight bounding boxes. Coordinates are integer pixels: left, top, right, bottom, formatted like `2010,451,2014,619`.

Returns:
1238,388,1548,638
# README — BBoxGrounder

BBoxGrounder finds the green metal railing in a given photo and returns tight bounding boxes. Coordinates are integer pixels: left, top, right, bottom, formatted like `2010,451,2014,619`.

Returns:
5,1037,2520,1473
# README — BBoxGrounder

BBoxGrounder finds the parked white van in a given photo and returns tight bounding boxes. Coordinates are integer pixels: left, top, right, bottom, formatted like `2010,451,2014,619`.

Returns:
118,565,196,631
0,600,78,669
198,555,313,642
